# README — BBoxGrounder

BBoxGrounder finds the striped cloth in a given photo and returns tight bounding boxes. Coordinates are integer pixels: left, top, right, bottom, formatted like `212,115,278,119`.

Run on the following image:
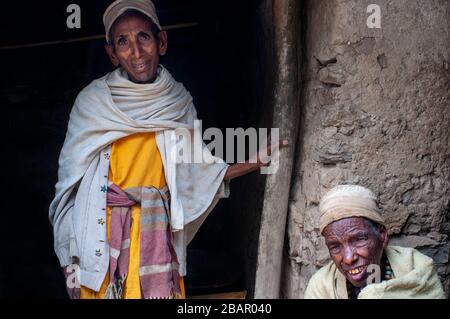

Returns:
106,183,181,299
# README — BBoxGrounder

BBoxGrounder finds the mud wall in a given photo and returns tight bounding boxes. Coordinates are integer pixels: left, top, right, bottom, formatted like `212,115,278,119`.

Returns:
283,0,450,297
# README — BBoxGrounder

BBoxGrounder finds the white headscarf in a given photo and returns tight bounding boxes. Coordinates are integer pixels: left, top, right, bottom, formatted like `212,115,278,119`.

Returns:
319,185,385,233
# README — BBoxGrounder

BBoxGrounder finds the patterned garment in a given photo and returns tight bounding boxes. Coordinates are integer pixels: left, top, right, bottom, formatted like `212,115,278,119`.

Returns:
106,183,181,299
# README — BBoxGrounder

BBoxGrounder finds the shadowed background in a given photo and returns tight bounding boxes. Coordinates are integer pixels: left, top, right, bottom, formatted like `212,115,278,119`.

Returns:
0,0,269,298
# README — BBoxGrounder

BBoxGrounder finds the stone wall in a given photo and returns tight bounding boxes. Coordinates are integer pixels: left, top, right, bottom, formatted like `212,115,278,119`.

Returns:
282,0,450,297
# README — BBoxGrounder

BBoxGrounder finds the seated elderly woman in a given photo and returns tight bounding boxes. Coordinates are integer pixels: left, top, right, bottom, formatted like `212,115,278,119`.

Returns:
305,185,446,299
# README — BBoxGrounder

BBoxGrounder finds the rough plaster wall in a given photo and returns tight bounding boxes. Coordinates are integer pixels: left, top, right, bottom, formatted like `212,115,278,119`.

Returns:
283,0,450,298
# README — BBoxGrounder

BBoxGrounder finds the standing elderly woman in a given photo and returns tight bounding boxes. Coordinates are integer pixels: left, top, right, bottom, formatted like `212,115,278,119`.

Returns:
305,185,446,299
49,0,286,299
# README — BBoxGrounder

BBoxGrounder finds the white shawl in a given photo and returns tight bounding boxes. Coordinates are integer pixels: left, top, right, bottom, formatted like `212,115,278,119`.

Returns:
304,246,446,299
49,66,229,288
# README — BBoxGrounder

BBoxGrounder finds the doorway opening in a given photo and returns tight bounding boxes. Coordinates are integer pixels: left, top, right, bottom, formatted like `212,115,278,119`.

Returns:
1,0,274,298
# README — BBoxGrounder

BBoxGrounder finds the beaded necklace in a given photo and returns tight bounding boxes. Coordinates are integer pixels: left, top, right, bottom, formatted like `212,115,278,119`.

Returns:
346,254,394,299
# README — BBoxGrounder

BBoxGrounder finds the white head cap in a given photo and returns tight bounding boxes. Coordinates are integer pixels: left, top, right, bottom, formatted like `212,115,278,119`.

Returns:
319,185,385,233
103,0,162,43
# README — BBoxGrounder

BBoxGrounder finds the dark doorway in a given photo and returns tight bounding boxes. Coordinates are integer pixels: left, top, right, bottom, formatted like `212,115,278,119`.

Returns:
1,0,269,298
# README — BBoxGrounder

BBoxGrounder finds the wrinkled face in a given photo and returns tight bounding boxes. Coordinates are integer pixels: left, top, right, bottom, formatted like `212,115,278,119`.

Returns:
105,14,167,84
323,217,388,288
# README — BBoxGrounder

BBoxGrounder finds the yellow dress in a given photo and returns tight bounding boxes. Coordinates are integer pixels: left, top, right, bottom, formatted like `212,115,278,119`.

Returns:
80,132,185,299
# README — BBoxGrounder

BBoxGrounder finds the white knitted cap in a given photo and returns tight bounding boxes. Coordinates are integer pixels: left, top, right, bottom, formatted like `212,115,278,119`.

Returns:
103,0,162,43
319,185,385,233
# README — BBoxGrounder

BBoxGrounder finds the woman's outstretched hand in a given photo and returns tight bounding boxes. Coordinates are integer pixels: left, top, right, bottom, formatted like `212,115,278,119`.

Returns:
224,139,289,181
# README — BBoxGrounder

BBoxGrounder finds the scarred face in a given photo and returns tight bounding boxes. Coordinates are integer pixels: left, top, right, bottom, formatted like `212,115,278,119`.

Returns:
105,14,168,84
323,217,388,288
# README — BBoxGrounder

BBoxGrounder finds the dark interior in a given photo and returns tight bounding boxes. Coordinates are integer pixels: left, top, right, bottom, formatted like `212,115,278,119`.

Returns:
1,0,268,298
